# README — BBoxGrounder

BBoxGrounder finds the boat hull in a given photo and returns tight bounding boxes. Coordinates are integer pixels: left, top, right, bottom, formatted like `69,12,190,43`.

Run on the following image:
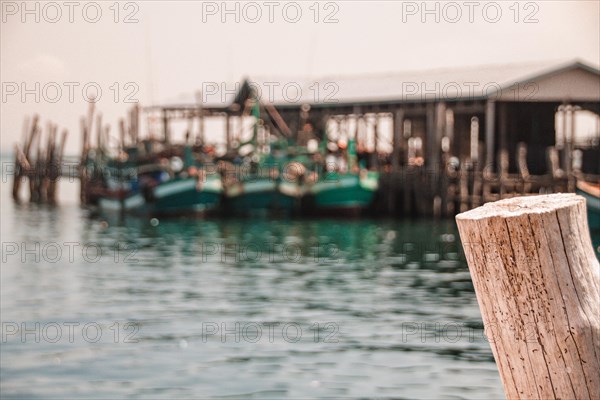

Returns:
98,193,145,213
311,172,378,211
97,177,222,217
150,177,222,215
225,179,297,215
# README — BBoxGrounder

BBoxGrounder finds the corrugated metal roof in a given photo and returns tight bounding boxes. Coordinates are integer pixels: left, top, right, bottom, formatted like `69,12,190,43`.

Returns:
157,59,600,109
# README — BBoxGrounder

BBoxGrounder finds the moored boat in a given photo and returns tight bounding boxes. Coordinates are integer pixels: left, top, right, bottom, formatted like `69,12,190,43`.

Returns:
311,170,379,212
95,171,223,217
90,145,223,217
145,173,222,216
308,138,379,213
225,176,297,216
222,97,305,216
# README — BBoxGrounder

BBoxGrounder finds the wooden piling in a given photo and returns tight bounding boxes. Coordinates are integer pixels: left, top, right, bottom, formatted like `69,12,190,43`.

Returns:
79,116,90,204
30,127,42,202
47,128,68,204
12,144,28,201
13,117,31,201
456,194,600,400
119,119,126,150
129,105,139,144
13,115,67,203
392,110,404,171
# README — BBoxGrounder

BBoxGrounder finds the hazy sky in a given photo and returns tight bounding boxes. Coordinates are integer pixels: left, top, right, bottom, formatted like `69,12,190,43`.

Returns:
1,0,599,154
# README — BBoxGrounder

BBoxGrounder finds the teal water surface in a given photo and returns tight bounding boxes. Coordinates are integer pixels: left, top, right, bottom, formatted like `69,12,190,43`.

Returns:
5,170,597,399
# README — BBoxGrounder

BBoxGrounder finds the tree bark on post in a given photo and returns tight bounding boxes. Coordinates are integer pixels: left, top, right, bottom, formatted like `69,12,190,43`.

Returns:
456,194,600,400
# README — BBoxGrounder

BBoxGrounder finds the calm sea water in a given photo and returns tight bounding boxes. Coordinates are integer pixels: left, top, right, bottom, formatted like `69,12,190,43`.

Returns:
6,163,597,399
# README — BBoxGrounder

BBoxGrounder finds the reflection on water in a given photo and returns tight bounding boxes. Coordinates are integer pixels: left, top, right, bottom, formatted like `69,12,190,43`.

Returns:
5,178,575,399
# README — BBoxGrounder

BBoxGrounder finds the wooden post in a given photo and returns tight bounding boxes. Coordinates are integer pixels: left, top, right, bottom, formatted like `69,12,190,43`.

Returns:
30,126,42,203
355,116,363,151
435,102,446,155
562,105,571,174
198,111,205,145
459,159,469,212
119,119,126,150
49,129,68,204
435,103,446,210
498,102,508,164
12,145,24,201
425,103,437,168
43,123,57,203
130,104,139,144
79,117,89,204
370,114,378,169
456,194,600,400
225,114,231,151
403,167,411,215
196,91,204,144
162,109,169,143
13,116,32,201
103,125,110,151
96,114,103,151
392,109,404,171
24,115,39,162
86,100,95,137
567,106,576,192
485,100,496,170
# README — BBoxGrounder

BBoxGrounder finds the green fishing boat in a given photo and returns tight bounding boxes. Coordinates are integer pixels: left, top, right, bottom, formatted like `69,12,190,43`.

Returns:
93,144,223,216
224,151,304,215
223,95,303,215
96,168,222,216
146,173,222,216
309,138,379,212
225,175,297,215
311,171,379,211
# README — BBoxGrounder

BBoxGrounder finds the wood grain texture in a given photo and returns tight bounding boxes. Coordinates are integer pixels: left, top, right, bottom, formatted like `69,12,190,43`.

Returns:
456,194,600,400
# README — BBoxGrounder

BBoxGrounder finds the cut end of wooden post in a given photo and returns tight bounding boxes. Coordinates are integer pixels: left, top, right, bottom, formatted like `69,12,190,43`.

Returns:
456,193,585,221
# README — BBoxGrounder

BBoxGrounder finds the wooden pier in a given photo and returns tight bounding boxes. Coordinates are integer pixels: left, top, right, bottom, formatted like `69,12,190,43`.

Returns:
12,114,68,204
11,61,600,215
229,61,600,217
